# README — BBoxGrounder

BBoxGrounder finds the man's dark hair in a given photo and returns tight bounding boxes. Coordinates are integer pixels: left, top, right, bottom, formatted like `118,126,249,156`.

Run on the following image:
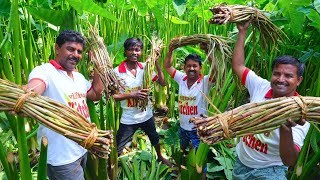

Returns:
124,38,143,50
56,30,85,48
272,55,305,77
184,53,202,66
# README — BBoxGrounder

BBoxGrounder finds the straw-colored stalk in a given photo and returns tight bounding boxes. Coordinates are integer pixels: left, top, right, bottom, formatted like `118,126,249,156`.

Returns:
190,96,320,145
86,24,126,99
208,4,288,49
137,35,164,111
169,34,232,90
0,78,113,159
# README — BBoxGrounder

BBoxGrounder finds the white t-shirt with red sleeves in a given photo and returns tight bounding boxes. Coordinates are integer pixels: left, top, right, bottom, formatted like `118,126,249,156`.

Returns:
172,70,213,131
28,60,91,166
236,68,310,169
114,60,158,125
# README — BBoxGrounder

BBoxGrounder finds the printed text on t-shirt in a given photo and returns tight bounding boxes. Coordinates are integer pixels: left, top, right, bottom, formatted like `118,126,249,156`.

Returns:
178,95,198,115
242,134,268,154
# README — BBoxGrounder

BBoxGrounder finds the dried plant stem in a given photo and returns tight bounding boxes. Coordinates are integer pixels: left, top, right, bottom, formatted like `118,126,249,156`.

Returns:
190,96,319,145
0,78,113,159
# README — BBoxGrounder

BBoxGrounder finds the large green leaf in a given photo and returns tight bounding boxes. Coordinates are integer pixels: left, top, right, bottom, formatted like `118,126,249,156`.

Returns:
66,0,118,21
315,0,320,14
307,9,320,32
26,7,70,27
279,0,306,36
173,0,187,16
131,0,148,16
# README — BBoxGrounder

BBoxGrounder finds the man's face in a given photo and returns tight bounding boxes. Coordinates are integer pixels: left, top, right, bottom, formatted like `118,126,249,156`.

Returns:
184,59,202,80
124,45,142,62
270,64,303,98
55,41,83,72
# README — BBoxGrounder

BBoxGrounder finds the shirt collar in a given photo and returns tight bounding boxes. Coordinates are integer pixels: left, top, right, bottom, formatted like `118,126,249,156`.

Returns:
182,74,203,83
50,60,64,70
118,60,143,73
49,60,78,72
264,89,299,98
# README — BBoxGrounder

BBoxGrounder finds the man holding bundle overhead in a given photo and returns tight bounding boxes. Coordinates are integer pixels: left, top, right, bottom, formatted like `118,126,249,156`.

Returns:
231,20,310,179
113,37,173,167
26,30,104,179
164,44,215,154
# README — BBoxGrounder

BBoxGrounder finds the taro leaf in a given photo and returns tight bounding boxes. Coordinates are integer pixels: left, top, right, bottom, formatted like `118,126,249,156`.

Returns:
164,125,179,146
299,49,313,63
66,0,118,21
140,150,152,161
167,15,189,24
306,9,320,32
279,0,307,36
206,164,224,173
145,0,157,8
26,7,72,27
315,0,320,14
0,0,11,18
213,156,233,169
131,0,148,16
173,0,187,16
224,168,232,180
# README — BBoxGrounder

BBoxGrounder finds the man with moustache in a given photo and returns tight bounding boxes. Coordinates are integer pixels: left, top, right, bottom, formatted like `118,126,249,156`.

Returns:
164,45,215,154
230,20,310,179
27,30,104,180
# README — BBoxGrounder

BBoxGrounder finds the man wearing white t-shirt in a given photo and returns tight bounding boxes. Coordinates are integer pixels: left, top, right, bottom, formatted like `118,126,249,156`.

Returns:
27,30,104,180
113,38,172,167
231,20,310,179
164,46,215,154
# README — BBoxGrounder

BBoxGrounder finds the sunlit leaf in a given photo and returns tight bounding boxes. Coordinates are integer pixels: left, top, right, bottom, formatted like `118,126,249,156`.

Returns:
167,15,189,24
66,0,118,21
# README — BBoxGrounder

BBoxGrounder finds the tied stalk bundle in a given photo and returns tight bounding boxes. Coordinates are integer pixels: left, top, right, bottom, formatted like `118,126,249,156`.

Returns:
87,25,125,99
190,96,319,145
137,35,164,111
208,4,288,49
0,78,113,159
169,34,232,90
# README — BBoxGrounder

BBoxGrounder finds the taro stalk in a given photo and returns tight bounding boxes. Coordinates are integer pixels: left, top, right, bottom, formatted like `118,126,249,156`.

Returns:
208,4,288,50
137,35,164,111
37,137,48,180
0,142,13,180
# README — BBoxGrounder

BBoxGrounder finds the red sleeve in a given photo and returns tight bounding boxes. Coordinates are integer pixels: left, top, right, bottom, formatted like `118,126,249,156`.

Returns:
241,68,250,85
171,69,177,78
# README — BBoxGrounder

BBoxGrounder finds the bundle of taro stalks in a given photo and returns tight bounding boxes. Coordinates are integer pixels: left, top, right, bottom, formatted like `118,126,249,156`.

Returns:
86,24,125,99
190,96,320,145
137,35,164,111
169,34,232,90
208,4,288,49
0,78,113,159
